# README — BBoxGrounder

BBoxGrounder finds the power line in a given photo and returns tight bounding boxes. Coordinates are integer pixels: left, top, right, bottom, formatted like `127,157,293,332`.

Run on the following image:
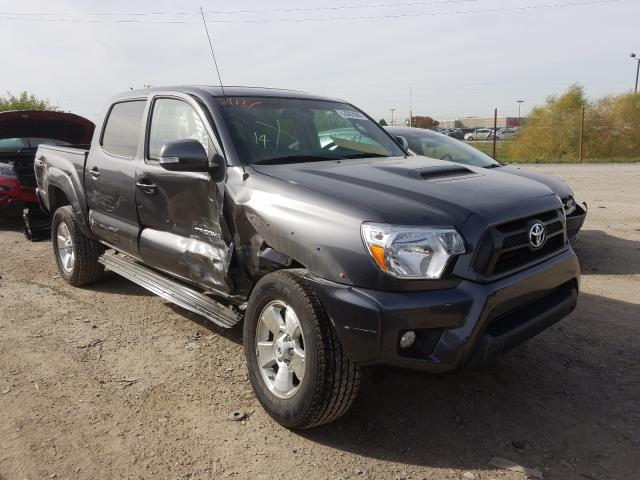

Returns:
0,0,480,17
208,0,478,14
0,0,623,24
208,0,623,23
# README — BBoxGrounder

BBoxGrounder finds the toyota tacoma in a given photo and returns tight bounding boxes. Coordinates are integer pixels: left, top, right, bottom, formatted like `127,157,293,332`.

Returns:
34,86,580,429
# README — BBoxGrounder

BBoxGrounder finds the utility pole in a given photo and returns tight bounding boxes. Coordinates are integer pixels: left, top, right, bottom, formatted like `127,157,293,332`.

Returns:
631,53,639,93
409,85,413,127
516,100,524,124
579,106,585,163
492,108,498,159
390,108,396,125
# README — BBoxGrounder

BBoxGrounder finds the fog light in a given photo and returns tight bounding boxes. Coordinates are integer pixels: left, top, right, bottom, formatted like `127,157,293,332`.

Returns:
399,330,417,349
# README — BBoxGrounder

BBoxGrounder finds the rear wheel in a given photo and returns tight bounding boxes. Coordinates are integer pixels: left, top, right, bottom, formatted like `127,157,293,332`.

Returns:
244,269,361,429
51,206,104,286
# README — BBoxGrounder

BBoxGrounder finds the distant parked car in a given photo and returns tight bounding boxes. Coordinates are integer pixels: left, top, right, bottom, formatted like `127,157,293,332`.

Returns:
464,128,492,140
386,126,587,241
446,128,466,140
496,127,519,140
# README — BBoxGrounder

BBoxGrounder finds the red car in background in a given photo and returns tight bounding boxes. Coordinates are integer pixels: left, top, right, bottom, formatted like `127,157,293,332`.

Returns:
0,110,94,239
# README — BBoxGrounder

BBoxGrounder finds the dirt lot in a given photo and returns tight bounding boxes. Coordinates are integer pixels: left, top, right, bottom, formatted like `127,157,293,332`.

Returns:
1,164,639,480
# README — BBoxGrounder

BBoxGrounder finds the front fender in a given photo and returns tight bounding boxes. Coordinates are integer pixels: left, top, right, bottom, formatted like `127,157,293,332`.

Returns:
226,167,382,287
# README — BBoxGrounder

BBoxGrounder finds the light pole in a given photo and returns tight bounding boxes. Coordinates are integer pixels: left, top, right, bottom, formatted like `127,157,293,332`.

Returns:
409,85,413,127
516,100,524,124
631,53,639,93
390,108,396,125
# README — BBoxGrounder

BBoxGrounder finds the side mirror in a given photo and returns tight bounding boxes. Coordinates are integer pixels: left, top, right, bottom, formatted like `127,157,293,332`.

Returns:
395,135,409,151
158,139,210,172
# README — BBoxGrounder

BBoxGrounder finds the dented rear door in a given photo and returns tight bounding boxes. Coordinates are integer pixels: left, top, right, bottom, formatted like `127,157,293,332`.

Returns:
135,94,231,292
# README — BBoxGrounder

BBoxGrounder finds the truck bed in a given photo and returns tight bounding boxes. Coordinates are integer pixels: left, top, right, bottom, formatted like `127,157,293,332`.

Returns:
35,144,92,223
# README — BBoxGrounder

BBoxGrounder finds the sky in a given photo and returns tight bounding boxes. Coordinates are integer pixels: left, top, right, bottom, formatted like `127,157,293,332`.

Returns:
1,0,638,124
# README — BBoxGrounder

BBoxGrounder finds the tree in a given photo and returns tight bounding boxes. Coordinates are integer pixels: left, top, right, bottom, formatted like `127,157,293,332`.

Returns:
509,83,589,161
0,91,60,112
378,118,388,126
588,92,640,159
507,84,640,161
411,116,439,129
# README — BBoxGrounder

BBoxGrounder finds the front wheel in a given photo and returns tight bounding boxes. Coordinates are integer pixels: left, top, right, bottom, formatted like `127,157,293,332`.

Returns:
52,206,104,286
243,270,361,429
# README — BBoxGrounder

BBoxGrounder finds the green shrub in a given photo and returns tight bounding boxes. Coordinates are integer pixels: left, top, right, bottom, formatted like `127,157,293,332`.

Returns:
507,84,640,162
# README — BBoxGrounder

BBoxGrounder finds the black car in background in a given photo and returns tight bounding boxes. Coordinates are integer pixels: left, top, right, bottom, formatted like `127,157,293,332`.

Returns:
386,126,587,241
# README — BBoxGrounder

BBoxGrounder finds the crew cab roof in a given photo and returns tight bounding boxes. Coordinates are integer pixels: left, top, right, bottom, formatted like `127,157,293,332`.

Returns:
116,85,345,103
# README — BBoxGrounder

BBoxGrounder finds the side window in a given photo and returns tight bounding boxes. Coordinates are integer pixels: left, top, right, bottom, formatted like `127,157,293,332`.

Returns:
101,100,146,157
148,98,215,161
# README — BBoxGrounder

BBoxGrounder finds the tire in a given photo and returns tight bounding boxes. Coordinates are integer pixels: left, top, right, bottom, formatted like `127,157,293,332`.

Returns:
243,269,361,429
51,206,105,286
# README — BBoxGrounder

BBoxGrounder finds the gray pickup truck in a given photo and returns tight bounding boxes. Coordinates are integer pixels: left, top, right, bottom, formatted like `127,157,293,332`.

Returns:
35,86,580,429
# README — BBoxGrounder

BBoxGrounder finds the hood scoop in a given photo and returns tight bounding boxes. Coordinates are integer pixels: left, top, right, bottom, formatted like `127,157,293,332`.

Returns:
409,164,477,182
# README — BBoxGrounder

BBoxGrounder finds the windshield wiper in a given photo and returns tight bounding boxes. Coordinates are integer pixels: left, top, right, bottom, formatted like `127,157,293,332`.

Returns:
484,163,503,168
341,153,389,159
253,155,340,165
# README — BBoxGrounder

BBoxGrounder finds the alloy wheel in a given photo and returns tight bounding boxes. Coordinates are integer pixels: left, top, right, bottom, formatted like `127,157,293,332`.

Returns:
56,222,75,274
255,300,306,399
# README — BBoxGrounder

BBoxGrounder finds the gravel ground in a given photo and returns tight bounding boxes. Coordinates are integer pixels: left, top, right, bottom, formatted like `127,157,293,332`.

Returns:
1,163,639,480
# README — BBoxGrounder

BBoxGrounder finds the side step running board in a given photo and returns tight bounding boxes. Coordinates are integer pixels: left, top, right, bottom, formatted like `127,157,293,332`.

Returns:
98,251,241,329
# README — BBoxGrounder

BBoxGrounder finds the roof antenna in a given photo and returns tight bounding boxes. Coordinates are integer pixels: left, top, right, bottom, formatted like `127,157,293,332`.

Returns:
200,7,227,98
199,7,248,179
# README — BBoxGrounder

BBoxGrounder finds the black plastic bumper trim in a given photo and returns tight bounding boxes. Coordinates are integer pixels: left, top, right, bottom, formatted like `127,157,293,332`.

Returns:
307,248,580,372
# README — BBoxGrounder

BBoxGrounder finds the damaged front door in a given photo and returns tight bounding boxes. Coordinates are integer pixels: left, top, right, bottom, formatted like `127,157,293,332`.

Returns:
135,95,231,292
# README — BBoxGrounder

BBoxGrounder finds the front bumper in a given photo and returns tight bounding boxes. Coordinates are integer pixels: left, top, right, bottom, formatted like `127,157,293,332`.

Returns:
566,202,587,242
308,248,579,373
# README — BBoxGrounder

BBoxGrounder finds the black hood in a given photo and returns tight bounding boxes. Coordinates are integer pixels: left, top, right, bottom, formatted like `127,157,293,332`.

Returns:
496,164,573,199
252,156,561,227
0,110,94,145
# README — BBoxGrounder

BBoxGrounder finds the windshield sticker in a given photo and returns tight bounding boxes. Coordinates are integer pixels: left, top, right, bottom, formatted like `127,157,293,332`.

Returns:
220,98,263,108
335,109,367,121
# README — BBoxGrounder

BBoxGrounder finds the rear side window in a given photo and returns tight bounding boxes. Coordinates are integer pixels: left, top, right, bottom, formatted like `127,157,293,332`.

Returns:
101,100,146,157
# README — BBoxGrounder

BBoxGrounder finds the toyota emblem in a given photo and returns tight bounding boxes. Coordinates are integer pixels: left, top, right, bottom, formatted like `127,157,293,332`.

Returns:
529,222,547,249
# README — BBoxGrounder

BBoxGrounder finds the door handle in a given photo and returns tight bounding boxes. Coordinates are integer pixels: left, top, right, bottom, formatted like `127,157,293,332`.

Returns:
136,181,157,195
89,167,100,178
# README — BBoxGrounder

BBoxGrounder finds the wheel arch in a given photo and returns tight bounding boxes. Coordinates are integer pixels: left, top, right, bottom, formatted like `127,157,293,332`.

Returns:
48,185,71,213
47,179,94,238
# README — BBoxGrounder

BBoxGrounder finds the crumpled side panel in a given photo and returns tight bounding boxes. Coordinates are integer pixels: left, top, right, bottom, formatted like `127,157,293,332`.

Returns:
139,228,230,290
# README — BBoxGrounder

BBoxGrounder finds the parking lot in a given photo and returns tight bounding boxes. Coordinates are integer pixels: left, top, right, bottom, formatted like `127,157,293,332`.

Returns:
1,163,638,480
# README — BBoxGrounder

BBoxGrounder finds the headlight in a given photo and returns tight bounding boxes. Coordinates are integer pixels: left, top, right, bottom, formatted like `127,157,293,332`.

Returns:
361,223,465,279
562,196,576,216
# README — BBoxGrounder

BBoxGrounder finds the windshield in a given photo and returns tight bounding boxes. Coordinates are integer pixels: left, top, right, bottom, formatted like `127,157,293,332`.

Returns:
217,97,405,164
0,137,72,150
404,131,499,168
